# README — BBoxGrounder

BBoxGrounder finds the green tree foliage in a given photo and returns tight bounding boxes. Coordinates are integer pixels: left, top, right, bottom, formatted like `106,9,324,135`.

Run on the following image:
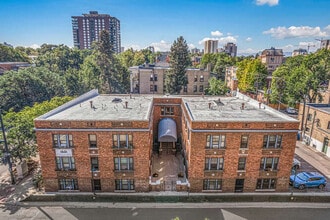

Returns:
35,44,90,74
270,49,330,105
165,36,191,94
0,44,30,62
200,53,236,79
206,77,229,95
80,30,129,94
0,67,65,112
236,58,268,93
118,48,161,69
2,96,73,163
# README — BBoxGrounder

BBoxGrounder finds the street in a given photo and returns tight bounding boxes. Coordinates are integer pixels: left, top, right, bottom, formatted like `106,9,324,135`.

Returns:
1,203,330,220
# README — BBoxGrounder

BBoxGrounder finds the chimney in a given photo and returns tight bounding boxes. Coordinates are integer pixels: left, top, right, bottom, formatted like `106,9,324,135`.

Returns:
259,102,261,109
125,101,128,109
241,103,245,110
90,101,93,108
208,102,212,109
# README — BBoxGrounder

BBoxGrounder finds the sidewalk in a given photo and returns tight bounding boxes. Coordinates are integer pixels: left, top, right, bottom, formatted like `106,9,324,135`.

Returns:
295,141,330,179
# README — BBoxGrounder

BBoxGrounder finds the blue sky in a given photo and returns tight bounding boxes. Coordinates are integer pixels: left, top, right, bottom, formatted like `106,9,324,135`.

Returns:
1,0,329,55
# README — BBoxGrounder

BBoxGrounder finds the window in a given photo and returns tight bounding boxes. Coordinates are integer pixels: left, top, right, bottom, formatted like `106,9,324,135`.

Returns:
203,179,222,190
194,75,198,82
199,85,204,92
200,75,204,82
59,179,78,190
305,127,310,132
92,179,101,191
206,135,226,149
307,113,312,121
205,157,224,170
240,135,249,148
238,157,246,171
161,107,174,116
263,135,282,148
260,157,279,171
154,85,158,92
114,157,134,171
150,85,154,92
53,134,73,148
327,122,330,129
113,134,133,149
89,134,97,148
154,74,158,81
91,157,99,171
56,157,75,170
183,86,187,93
256,178,276,190
115,179,134,190
193,85,197,92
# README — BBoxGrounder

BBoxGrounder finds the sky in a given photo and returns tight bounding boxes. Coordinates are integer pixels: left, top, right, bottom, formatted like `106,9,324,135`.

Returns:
1,0,330,55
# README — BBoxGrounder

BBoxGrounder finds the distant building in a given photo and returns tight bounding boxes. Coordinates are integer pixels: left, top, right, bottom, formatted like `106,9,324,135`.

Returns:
0,62,31,75
223,43,237,57
320,39,330,50
191,48,200,54
299,103,330,157
225,66,238,91
129,64,210,95
260,47,284,74
292,48,308,57
204,40,218,54
147,46,155,53
72,11,121,53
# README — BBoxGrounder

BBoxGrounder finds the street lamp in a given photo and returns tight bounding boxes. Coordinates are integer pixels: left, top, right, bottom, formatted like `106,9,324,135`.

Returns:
0,110,15,184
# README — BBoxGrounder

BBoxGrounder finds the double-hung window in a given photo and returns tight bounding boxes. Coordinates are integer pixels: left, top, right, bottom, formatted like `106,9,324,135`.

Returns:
206,135,226,149
113,134,133,149
56,157,75,170
115,179,134,190
240,135,249,148
205,158,224,170
91,157,99,171
59,179,78,190
260,157,279,171
256,178,276,190
237,157,246,171
89,134,97,148
203,179,222,190
263,135,282,148
161,107,174,116
53,134,73,148
114,157,134,171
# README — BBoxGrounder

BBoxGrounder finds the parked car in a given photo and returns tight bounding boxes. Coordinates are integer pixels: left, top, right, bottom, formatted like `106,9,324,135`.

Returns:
290,171,327,190
292,158,301,169
286,107,297,114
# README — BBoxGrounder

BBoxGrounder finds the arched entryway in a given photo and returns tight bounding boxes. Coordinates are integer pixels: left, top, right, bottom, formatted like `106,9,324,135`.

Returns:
158,118,177,154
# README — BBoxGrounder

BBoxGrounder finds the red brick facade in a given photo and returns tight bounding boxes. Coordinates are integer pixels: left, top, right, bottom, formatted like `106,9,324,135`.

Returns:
35,92,299,193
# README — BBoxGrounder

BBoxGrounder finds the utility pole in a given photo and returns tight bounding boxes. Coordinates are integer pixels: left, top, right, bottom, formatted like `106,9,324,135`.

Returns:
0,110,15,184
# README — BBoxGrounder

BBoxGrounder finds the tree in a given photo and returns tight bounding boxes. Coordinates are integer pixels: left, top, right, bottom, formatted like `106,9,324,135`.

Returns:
165,36,191,94
206,77,228,95
236,58,268,93
2,96,73,163
0,44,30,62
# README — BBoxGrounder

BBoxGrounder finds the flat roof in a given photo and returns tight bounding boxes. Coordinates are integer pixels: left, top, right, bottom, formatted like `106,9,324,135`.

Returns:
37,90,297,123
183,96,296,122
306,104,330,114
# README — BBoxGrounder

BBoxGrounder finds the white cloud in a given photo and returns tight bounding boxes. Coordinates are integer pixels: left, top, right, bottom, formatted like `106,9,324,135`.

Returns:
211,31,223,37
28,44,40,49
237,48,260,56
126,44,141,51
263,25,328,39
188,43,195,49
150,40,171,52
280,44,294,52
255,0,279,6
198,37,219,45
245,37,253,42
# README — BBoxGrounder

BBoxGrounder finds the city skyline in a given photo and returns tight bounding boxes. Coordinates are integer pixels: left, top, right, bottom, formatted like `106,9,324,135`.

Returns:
1,0,329,55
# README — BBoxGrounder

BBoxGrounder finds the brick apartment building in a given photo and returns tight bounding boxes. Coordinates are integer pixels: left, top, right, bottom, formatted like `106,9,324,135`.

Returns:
35,90,299,193
299,103,330,157
129,64,211,95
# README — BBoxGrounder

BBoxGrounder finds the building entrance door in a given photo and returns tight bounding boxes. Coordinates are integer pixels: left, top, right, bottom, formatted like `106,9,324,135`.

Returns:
235,179,244,192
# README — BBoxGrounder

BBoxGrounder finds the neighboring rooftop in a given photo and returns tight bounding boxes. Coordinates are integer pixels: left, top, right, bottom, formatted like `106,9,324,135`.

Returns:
36,90,297,123
306,103,330,114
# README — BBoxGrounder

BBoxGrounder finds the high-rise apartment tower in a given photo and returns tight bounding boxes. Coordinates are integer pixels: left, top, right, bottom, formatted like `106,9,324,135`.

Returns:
72,11,121,53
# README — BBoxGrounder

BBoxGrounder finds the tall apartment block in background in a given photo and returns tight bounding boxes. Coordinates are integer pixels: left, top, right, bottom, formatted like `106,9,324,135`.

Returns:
223,42,237,57
72,11,121,53
204,40,218,54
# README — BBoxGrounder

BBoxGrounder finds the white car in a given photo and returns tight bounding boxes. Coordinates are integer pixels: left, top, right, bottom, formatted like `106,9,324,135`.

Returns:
286,107,297,114
292,158,301,169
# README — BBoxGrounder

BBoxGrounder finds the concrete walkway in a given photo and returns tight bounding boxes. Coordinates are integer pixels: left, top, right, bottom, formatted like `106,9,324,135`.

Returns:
295,141,330,179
